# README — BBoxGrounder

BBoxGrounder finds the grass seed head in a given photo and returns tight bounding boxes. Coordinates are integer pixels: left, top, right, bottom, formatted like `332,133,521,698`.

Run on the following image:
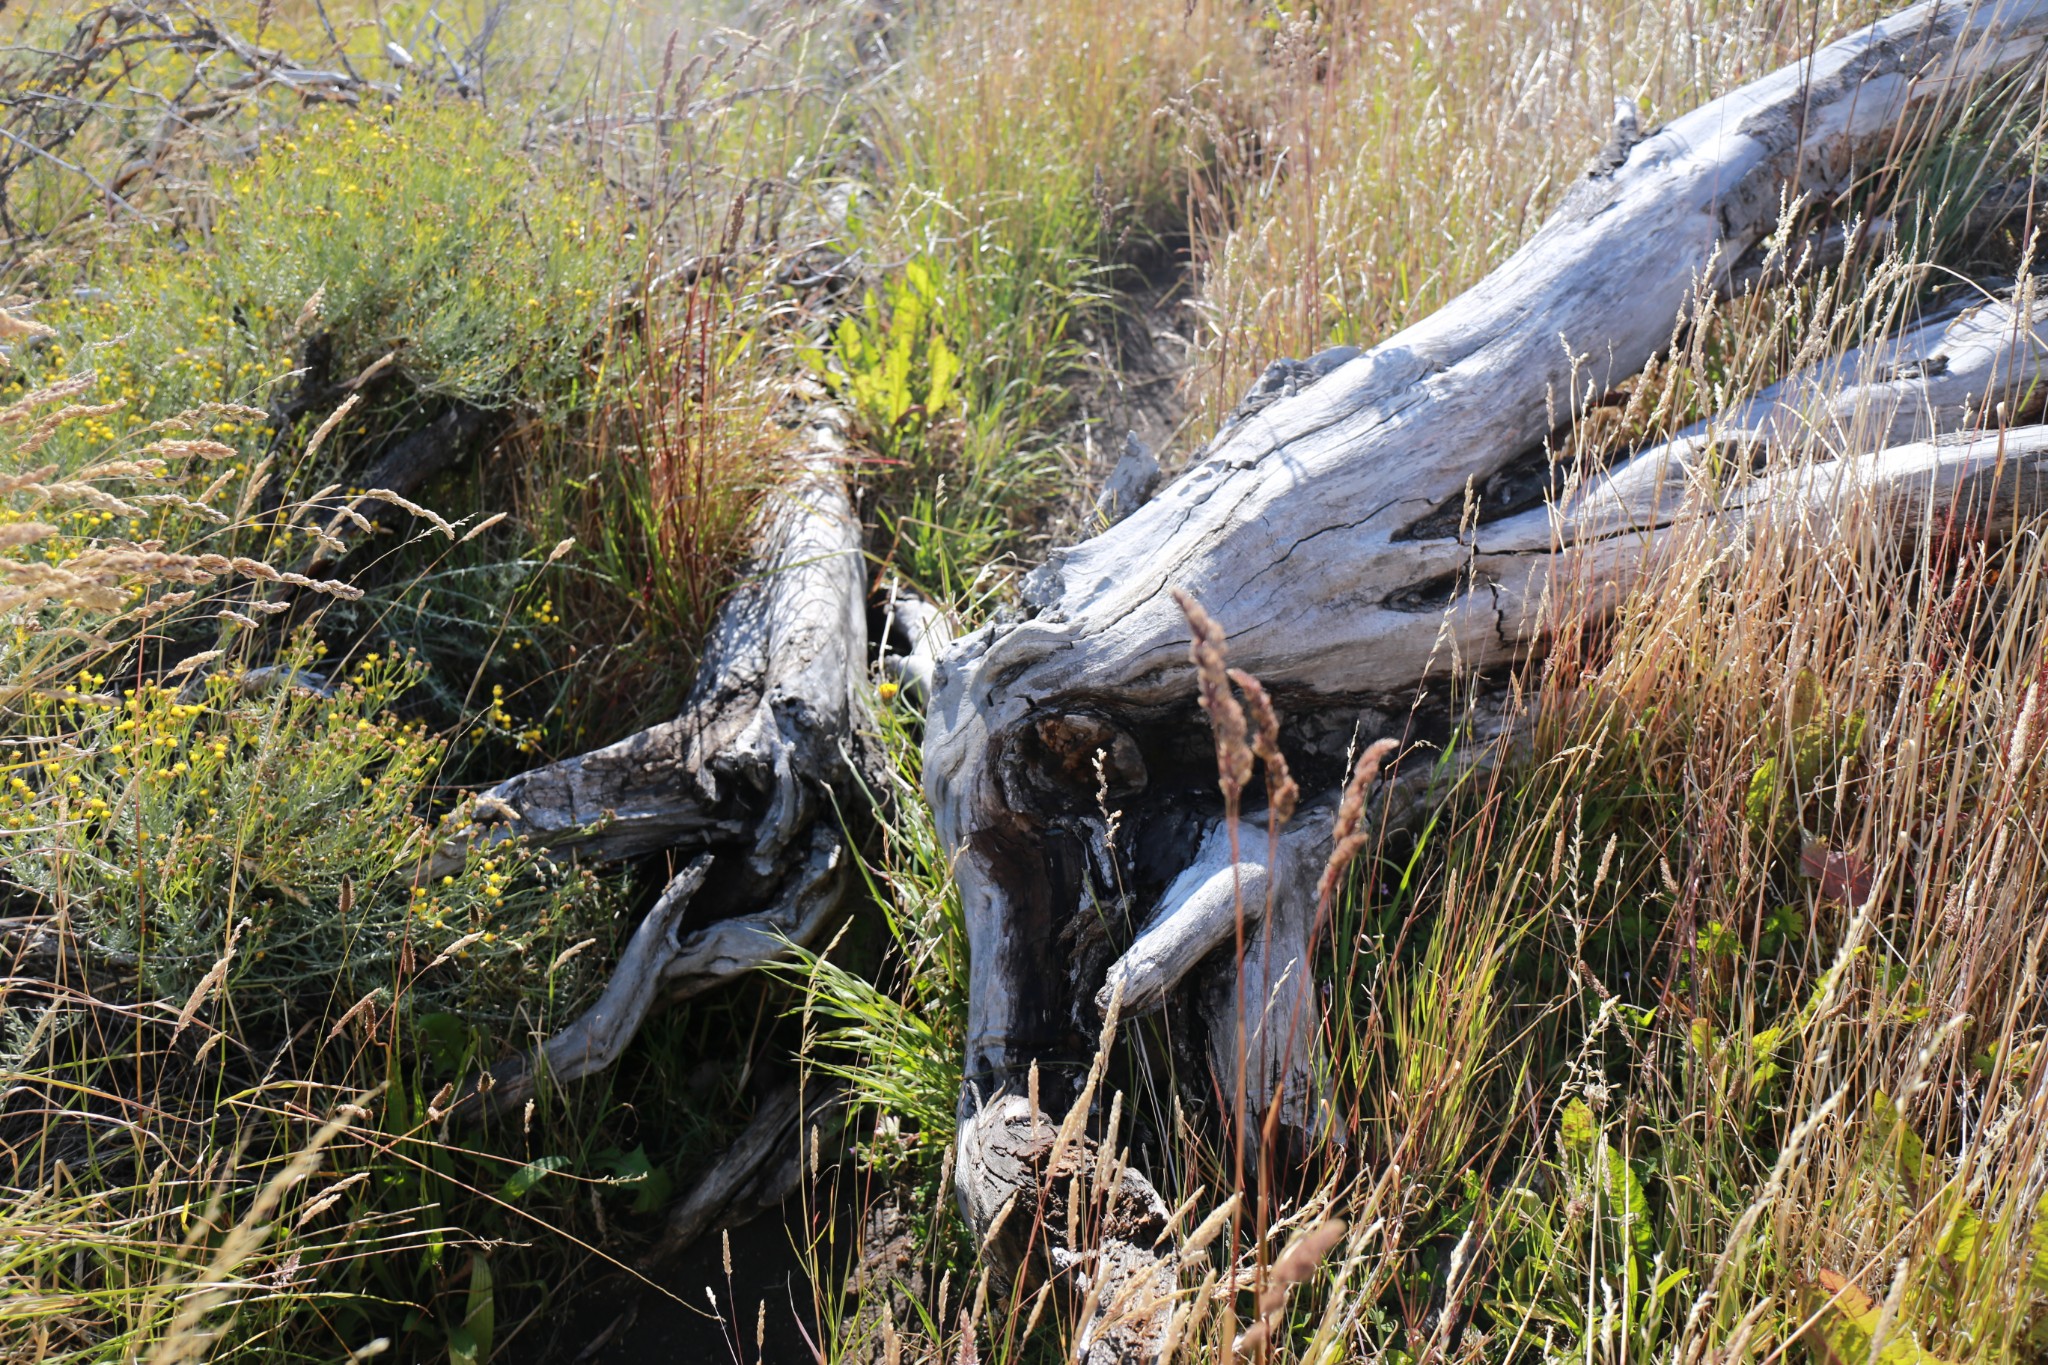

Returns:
1173,586,1252,804
1228,665,1297,827
1318,737,1398,905
1236,1218,1349,1353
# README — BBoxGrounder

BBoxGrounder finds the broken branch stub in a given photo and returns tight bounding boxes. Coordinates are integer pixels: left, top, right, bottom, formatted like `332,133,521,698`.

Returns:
926,0,2048,1294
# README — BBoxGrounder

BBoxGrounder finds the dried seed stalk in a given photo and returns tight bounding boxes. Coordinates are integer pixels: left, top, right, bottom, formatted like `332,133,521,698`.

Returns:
1228,666,1297,828
1316,738,1399,905
1233,1218,1348,1354
1172,587,1252,805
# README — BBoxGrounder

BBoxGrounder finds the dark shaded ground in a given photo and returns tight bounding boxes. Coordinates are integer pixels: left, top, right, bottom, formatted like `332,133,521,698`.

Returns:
1065,254,1199,519
504,1196,824,1365
1086,269,1196,462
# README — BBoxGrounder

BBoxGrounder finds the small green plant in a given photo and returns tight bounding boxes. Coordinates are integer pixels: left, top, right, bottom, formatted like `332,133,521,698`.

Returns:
810,257,963,462
790,694,966,1175
1789,1097,2048,1364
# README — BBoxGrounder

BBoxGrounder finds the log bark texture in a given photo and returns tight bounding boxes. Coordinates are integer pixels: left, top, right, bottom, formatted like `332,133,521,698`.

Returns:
923,0,2048,1321
443,401,868,1120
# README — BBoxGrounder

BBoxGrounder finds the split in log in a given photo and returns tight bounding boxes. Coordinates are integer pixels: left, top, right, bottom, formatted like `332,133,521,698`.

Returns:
922,0,2048,1335
452,829,847,1119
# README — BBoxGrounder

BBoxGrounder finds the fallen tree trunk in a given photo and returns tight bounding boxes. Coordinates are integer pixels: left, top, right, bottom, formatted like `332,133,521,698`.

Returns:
440,398,868,1120
923,0,2048,1336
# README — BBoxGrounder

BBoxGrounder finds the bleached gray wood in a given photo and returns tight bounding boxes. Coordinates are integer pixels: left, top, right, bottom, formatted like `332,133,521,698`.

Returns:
1659,293,2045,469
443,403,867,1122
431,404,865,875
662,825,847,994
929,0,2048,1278
1374,293,2048,677
879,578,954,708
1095,809,1331,1024
454,857,713,1121
1138,811,1342,1145
1092,431,1164,527
1116,420,2048,1140
1095,817,1274,1020
457,758,851,1124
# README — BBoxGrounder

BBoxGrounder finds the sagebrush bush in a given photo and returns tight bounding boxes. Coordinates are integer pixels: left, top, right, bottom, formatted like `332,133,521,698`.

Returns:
11,99,625,458
0,343,620,1365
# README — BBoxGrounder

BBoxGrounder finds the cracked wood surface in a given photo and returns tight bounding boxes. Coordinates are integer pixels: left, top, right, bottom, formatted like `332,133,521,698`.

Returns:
434,404,865,876
926,0,2048,1298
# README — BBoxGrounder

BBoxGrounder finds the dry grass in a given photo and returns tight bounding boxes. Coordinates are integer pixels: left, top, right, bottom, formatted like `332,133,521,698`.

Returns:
6,0,2048,1361
795,4,2048,1364
1185,0,1887,429
812,273,2048,1365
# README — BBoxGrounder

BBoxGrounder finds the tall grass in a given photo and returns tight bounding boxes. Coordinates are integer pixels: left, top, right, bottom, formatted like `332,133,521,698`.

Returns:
7,0,2048,1360
798,4,2048,1363
813,271,2048,1365
0,367,650,1359
1185,0,1888,429
819,0,1272,607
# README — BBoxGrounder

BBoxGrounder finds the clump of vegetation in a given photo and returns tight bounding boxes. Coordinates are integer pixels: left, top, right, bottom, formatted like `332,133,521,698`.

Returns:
0,5,825,1357
6,1,2048,1363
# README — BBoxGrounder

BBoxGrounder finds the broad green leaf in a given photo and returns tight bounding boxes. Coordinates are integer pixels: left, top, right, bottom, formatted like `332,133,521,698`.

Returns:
1872,1091,1928,1190
1697,920,1741,958
1800,1270,1958,1365
1746,756,1780,834
465,1253,494,1353
599,1144,674,1214
449,1252,494,1365
926,334,960,415
1764,904,1807,941
1652,1268,1692,1302
1936,1206,1984,1274
416,1012,472,1073
1603,1147,1655,1261
1559,1098,1596,1156
502,1153,570,1199
1689,1016,1716,1062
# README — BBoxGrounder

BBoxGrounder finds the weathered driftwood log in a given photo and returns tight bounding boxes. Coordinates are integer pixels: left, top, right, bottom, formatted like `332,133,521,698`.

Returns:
442,402,867,1120
923,0,2048,1328
437,405,864,874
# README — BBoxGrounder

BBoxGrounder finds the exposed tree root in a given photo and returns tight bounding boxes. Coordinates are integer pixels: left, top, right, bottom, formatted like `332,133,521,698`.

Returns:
439,400,867,1128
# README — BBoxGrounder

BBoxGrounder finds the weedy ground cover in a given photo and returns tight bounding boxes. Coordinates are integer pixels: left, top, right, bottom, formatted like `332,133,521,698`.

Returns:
0,0,1170,1357
791,7,2048,1365
3,0,2047,1363
0,5,843,1360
